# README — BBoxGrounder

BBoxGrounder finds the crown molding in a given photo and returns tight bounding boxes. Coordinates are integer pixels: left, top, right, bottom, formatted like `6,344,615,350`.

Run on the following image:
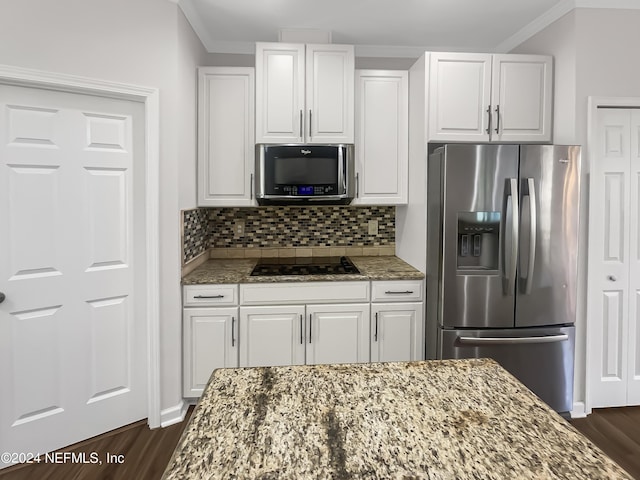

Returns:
497,0,640,53
177,0,218,51
496,0,575,53
354,44,476,58
575,0,640,7
180,0,640,57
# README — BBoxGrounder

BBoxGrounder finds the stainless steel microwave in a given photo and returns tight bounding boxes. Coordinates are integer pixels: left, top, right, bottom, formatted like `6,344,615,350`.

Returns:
255,144,355,205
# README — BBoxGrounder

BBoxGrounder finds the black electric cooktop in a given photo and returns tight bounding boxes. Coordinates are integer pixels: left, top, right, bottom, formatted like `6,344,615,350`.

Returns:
250,256,360,276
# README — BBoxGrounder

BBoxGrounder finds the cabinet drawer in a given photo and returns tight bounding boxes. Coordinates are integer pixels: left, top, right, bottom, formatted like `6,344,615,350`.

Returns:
371,281,423,302
240,281,370,305
183,285,238,306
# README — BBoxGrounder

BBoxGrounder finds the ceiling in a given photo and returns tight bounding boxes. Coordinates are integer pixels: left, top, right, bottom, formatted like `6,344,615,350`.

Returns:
177,0,637,57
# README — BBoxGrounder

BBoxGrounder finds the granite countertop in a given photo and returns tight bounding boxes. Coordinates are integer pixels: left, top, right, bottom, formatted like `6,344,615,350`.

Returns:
181,255,425,285
162,359,631,480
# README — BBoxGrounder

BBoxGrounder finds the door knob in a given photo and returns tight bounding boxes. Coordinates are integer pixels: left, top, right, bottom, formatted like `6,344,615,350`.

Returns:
607,275,617,282
0,292,5,303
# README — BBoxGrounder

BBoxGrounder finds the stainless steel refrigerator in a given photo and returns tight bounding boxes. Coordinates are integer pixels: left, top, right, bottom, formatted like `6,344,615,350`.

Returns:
426,144,581,414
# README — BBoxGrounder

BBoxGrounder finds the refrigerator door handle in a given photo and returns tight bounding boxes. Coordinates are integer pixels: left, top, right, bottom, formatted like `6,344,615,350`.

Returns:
502,178,519,295
524,177,537,294
458,334,569,345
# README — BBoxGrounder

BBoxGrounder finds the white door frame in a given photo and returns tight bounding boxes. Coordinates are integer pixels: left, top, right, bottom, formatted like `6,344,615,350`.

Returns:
0,64,161,428
585,95,640,414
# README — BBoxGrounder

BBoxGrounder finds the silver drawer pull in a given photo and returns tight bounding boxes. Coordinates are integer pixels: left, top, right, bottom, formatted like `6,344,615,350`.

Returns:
384,290,414,295
194,294,224,299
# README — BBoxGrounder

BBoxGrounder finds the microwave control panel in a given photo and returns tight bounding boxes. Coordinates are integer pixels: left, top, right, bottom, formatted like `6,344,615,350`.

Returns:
279,185,336,196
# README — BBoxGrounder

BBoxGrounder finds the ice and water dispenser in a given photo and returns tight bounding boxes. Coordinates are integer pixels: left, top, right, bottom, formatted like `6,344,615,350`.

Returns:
456,212,500,270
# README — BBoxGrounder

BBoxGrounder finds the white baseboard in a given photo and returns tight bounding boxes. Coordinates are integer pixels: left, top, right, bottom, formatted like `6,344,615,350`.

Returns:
570,401,587,419
160,400,189,427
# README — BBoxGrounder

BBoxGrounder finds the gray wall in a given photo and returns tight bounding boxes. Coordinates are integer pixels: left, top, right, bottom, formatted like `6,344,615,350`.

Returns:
0,0,209,417
512,7,640,412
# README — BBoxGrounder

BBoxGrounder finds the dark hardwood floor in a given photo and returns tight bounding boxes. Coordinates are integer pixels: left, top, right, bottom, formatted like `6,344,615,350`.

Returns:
571,406,640,479
1,405,638,479
0,406,195,480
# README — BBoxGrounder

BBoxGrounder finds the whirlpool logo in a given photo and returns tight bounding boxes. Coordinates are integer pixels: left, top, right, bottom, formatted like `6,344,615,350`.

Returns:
301,149,311,155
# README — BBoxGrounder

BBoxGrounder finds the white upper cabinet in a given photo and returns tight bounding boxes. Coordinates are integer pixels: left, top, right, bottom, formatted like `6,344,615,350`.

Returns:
353,70,408,205
255,43,305,143
428,53,552,143
429,53,492,142
197,67,255,206
256,42,354,144
490,55,552,142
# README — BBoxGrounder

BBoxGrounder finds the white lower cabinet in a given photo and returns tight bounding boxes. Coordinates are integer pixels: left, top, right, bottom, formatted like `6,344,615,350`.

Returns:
239,303,370,367
371,280,424,362
183,280,424,397
183,307,239,397
239,305,305,367
306,304,370,365
371,303,423,362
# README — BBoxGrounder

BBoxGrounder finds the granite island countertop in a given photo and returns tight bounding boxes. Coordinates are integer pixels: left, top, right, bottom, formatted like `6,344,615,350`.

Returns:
162,359,631,479
182,255,424,284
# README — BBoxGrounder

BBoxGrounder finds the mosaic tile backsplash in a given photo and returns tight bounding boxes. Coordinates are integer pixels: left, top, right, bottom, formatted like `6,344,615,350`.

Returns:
182,208,210,264
182,206,395,264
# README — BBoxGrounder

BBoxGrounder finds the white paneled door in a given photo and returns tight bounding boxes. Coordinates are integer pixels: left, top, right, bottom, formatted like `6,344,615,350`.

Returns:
0,84,147,465
588,107,640,408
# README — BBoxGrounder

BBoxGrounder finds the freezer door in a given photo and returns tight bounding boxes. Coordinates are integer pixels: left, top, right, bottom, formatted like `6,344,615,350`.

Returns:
516,146,581,327
440,144,519,328
441,326,575,413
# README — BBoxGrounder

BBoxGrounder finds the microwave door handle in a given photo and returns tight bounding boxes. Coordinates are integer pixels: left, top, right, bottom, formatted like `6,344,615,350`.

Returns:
338,147,345,195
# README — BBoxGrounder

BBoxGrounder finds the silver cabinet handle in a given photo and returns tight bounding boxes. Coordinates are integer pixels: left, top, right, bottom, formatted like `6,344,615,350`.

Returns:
300,314,303,345
231,316,236,347
486,105,492,135
384,290,414,295
524,177,537,295
250,173,254,199
374,312,378,342
308,314,312,344
458,334,568,345
194,295,224,299
355,173,359,197
0,292,4,304
608,275,617,282
495,105,501,134
299,109,303,139
309,109,312,140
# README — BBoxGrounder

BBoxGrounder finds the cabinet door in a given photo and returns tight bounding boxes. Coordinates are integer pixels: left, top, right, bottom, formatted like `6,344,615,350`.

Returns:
183,307,238,397
371,303,423,363
353,70,408,205
305,44,354,143
255,43,305,143
428,53,492,142
306,304,370,365
491,55,552,142
197,67,255,206
239,305,305,367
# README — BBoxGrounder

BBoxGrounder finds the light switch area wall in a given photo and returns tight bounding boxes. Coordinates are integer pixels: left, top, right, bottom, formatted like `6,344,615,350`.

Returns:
182,206,395,264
